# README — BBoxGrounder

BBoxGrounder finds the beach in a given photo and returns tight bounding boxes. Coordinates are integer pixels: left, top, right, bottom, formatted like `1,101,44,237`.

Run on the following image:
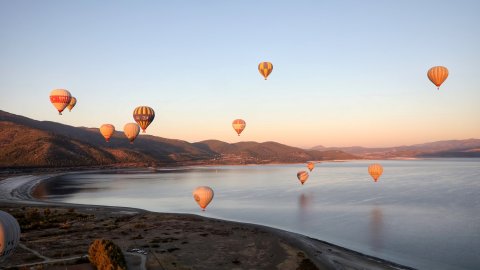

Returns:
0,172,414,270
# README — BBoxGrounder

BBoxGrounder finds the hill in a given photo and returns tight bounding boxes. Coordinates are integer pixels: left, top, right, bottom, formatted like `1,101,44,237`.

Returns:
0,110,357,169
311,139,480,159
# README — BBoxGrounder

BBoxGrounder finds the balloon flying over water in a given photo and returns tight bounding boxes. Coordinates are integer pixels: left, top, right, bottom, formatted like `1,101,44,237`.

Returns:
67,97,77,112
192,186,214,211
49,89,72,115
258,62,273,80
100,124,115,142
133,106,155,133
232,119,246,136
368,164,383,182
0,210,21,262
297,171,309,185
123,123,140,144
427,66,448,89
307,162,315,172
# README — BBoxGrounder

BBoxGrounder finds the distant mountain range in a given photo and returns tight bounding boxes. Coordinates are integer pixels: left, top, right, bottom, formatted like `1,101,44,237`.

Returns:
0,110,356,168
311,139,480,159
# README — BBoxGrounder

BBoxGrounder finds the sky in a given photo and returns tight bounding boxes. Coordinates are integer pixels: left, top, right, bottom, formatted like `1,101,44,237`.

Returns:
1,0,479,148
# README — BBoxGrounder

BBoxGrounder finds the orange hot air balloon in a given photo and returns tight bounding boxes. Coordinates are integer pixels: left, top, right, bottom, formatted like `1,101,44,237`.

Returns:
297,171,309,185
232,119,246,136
427,66,449,89
67,97,77,112
49,89,72,115
100,124,115,142
123,123,140,144
258,62,273,80
0,210,21,263
133,106,155,133
307,162,315,172
368,164,384,182
192,186,214,211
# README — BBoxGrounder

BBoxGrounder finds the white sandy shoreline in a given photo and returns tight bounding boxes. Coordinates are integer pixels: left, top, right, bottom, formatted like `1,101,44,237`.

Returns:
0,171,415,270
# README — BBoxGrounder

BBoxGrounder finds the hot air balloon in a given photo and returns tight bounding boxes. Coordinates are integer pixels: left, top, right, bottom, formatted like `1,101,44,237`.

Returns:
297,171,309,185
368,164,384,182
192,186,214,211
232,119,246,136
258,62,273,80
123,123,140,144
427,66,449,89
307,162,315,172
100,124,115,142
49,89,72,115
133,106,155,133
67,97,77,112
0,210,21,262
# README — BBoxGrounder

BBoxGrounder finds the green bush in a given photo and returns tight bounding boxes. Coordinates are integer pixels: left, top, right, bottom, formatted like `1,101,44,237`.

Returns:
88,239,127,270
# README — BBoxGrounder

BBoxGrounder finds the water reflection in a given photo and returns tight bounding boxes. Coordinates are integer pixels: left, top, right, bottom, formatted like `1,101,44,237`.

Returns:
298,192,314,227
369,206,384,251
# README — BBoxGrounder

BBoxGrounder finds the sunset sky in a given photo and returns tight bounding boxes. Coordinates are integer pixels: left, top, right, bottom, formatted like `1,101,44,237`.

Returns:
1,0,479,148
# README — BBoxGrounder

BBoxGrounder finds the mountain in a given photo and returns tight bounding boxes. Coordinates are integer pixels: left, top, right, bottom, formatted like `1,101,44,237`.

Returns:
311,139,480,159
0,110,357,169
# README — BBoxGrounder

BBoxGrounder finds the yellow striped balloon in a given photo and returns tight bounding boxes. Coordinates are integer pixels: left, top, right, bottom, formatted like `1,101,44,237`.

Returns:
297,171,309,185
368,164,384,182
192,186,214,211
123,123,140,144
258,62,273,80
133,106,155,133
67,97,77,112
427,66,449,89
49,89,72,115
232,119,246,136
100,124,115,142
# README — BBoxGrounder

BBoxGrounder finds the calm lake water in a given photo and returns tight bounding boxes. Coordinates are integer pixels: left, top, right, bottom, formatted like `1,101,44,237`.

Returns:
35,159,480,270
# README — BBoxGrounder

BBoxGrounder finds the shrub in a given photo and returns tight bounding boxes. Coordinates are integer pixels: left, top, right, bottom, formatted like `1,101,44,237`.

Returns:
88,239,126,270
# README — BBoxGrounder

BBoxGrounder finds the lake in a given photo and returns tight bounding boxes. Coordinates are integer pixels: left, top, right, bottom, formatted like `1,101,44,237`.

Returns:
34,159,480,270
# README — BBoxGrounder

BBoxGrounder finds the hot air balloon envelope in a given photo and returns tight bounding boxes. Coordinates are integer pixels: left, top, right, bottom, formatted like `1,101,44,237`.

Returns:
232,119,246,136
368,164,384,182
133,106,155,133
192,186,214,210
49,89,72,115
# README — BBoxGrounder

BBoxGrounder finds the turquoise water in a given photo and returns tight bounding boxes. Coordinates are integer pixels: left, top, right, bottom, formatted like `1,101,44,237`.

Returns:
36,159,480,270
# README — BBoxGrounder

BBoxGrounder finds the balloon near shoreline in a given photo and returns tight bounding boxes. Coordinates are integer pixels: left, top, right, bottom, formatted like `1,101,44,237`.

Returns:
232,119,246,136
100,124,115,142
297,171,309,185
427,66,448,89
133,106,155,133
49,89,72,115
368,164,384,182
0,210,21,262
123,123,140,144
192,186,214,211
258,62,273,80
307,162,314,172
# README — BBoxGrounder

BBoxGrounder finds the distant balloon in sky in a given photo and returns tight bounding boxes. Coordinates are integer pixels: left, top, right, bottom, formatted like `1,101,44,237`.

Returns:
49,89,72,115
368,164,384,182
427,66,449,89
232,119,246,136
100,124,115,142
192,186,214,211
297,171,309,185
258,62,273,80
0,210,21,262
133,106,155,133
67,97,77,112
123,123,140,144
307,162,315,172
